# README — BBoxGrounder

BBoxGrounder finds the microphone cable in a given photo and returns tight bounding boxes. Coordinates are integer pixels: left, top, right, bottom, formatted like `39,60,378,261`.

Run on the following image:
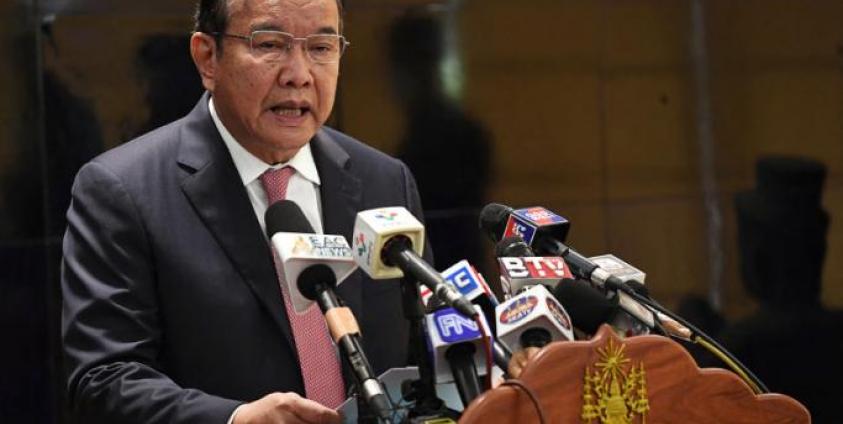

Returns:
474,315,493,392
626,290,769,394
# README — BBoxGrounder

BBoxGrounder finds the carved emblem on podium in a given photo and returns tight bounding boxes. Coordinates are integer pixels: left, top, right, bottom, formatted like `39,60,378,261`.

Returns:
581,339,650,424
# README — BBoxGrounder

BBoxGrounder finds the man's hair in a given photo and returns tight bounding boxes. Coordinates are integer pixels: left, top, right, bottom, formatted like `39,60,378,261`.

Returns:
194,0,345,45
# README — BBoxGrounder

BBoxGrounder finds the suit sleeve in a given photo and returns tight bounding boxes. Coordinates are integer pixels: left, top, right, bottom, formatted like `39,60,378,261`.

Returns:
61,161,241,424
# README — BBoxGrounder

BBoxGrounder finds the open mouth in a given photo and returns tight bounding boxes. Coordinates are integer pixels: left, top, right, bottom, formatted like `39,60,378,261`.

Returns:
270,101,311,118
271,106,308,117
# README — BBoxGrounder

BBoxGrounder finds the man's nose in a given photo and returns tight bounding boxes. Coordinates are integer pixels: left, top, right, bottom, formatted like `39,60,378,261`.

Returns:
277,42,313,88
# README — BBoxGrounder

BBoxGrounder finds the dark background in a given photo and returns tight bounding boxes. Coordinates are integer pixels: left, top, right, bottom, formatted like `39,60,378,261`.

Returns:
2,0,842,422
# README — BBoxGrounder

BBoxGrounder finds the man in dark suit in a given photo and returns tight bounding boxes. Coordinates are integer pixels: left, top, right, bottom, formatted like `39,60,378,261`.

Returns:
61,0,427,423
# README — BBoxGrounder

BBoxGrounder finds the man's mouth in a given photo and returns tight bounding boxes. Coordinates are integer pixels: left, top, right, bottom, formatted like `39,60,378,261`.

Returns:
270,102,310,117
271,106,306,117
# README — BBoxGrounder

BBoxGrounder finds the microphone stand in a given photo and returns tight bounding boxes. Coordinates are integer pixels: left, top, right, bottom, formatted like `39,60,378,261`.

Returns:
400,276,460,422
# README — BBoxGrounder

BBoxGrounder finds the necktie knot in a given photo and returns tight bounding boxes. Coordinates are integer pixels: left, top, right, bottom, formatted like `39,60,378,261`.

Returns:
260,166,296,205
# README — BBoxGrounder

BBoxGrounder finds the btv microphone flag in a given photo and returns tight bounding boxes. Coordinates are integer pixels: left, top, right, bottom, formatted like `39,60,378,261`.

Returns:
352,207,425,279
270,233,357,313
496,285,574,352
498,256,574,295
502,207,570,246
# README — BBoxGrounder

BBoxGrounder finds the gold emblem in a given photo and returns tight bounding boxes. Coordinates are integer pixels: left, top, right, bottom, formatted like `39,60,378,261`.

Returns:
291,236,312,255
581,339,650,423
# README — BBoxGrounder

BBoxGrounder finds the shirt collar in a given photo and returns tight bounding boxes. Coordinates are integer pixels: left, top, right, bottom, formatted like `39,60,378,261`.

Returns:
209,97,321,187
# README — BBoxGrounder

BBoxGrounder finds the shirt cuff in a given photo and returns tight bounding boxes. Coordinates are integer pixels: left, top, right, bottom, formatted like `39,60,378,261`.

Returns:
226,404,246,424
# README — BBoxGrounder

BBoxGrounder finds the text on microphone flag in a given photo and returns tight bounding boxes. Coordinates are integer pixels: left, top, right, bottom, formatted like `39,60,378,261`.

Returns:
290,235,352,257
442,260,483,296
546,297,572,331
515,207,567,226
503,215,537,244
499,296,539,325
434,308,482,343
500,257,573,279
420,260,488,306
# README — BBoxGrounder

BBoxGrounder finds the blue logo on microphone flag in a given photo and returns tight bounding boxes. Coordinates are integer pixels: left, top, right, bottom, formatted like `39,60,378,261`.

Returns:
434,307,481,344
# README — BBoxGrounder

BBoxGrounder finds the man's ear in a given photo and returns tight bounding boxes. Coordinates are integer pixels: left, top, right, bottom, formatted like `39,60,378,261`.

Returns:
190,32,218,92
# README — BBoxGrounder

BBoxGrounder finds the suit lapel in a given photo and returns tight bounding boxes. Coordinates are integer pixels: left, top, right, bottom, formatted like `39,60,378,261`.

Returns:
311,130,363,317
176,94,295,350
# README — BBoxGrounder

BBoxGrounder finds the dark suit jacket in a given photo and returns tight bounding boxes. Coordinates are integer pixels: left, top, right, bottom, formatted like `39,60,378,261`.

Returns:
62,93,428,423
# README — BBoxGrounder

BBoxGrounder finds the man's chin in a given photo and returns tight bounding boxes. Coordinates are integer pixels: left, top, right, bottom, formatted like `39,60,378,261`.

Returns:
258,135,311,162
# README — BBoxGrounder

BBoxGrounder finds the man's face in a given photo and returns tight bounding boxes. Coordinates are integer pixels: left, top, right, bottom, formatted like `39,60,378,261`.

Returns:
200,0,341,163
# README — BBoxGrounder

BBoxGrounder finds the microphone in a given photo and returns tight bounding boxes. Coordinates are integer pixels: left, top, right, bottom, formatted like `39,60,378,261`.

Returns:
494,235,535,258
425,305,492,407
420,260,498,326
589,254,692,339
422,260,514,374
266,201,357,313
265,201,390,420
589,254,646,284
588,254,655,335
495,285,574,354
549,278,622,335
494,236,534,297
479,203,633,295
297,265,392,420
479,204,570,247
352,207,475,318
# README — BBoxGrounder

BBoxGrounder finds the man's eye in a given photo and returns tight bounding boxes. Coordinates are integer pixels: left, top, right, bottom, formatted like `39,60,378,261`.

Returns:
256,40,286,50
309,44,334,53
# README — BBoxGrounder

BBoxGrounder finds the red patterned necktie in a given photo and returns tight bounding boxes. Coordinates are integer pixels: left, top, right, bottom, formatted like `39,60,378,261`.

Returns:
259,166,346,408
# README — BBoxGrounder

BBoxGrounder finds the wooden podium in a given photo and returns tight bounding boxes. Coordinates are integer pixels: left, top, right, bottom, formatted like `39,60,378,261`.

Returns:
459,325,810,423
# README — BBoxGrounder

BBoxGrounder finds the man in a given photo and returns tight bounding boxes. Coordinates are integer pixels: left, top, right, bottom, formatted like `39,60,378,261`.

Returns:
717,156,843,422
61,0,427,422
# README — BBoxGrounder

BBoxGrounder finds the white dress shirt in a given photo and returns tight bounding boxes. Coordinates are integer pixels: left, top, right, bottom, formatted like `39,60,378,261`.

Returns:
209,98,324,235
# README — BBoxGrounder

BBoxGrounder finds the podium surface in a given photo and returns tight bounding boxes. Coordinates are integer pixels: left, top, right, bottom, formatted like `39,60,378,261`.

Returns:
459,325,810,423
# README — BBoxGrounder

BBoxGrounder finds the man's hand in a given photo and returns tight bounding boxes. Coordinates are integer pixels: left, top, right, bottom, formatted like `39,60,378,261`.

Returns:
233,392,342,424
507,346,542,379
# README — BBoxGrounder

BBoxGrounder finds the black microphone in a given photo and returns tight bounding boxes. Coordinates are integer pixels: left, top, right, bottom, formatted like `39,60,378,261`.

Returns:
266,201,391,421
297,266,391,421
550,278,626,335
266,199,314,235
479,203,634,295
494,235,535,258
426,294,512,376
424,304,491,407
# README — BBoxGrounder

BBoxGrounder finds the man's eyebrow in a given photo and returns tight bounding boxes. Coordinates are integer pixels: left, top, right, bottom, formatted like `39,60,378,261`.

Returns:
249,22,338,35
251,22,284,32
314,26,338,35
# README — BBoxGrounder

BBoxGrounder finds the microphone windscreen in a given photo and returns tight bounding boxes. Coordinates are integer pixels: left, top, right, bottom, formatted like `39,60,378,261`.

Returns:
552,279,616,334
265,199,314,237
478,203,513,242
297,264,337,300
494,235,535,258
